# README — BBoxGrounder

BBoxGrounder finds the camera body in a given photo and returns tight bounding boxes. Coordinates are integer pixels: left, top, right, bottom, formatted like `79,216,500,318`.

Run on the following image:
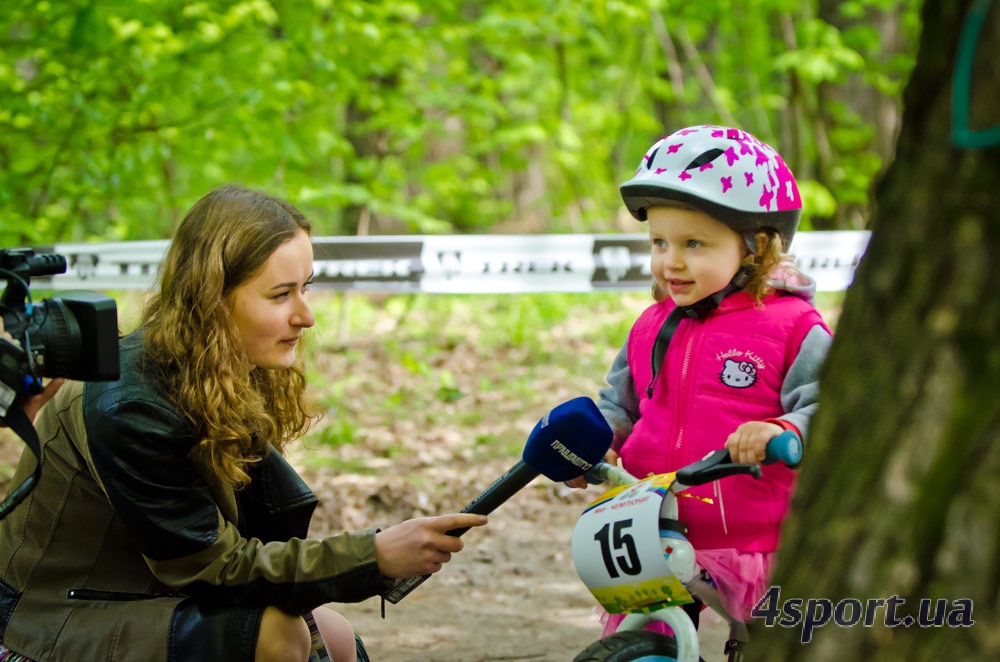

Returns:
0,247,120,416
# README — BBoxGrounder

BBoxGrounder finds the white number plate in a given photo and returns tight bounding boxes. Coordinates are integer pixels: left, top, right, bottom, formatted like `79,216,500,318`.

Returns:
571,473,693,614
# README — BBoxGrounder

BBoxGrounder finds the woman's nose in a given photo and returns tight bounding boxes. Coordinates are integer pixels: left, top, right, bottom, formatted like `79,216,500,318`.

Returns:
292,297,315,328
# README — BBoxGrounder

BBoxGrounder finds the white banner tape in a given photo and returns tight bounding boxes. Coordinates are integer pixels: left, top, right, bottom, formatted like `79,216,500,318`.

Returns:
30,231,869,294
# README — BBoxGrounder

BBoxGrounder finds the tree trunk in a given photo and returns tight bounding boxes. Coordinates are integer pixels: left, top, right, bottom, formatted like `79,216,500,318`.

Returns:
750,1,1000,659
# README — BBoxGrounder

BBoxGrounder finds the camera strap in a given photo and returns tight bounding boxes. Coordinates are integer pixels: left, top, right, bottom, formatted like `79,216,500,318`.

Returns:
0,406,42,520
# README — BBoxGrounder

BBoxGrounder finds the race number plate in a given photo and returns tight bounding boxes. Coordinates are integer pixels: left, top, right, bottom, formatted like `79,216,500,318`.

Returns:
571,473,693,614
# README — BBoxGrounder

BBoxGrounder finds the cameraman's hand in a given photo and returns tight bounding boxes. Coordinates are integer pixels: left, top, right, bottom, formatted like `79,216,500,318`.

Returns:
13,377,65,424
0,320,65,424
374,513,487,579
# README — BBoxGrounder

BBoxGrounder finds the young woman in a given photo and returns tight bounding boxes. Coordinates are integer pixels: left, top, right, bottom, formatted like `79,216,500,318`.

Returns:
0,185,486,662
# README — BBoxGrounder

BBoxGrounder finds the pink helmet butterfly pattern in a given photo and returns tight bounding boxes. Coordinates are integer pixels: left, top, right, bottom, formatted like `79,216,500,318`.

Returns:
620,125,802,251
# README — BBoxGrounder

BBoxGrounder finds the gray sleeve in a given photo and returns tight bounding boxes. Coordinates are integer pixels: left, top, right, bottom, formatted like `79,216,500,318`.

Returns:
778,325,833,442
596,340,640,452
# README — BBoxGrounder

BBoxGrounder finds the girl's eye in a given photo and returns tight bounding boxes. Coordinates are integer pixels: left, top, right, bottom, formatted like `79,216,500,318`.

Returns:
302,280,314,293
651,238,665,248
686,239,701,249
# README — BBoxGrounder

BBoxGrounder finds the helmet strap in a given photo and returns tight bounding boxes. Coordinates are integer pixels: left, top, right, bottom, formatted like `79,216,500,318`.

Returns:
646,265,755,398
680,265,754,319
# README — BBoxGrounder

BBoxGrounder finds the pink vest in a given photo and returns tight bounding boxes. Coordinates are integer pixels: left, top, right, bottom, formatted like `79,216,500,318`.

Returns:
622,291,826,553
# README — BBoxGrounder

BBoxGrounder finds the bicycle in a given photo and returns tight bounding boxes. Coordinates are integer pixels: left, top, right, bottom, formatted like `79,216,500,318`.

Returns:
569,431,802,662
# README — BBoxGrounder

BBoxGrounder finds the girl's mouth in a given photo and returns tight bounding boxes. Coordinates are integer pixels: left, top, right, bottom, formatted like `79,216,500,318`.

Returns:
668,279,693,292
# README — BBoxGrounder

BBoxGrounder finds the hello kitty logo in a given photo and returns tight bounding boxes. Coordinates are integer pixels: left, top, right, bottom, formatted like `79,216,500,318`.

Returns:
720,359,757,389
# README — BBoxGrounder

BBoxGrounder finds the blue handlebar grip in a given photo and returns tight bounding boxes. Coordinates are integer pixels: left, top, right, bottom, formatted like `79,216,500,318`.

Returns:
763,430,802,467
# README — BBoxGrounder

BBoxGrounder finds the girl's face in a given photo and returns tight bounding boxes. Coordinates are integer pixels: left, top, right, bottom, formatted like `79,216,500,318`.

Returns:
648,206,746,307
226,230,315,369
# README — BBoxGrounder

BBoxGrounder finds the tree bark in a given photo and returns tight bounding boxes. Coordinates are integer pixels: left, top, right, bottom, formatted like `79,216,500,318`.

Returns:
750,1,1000,659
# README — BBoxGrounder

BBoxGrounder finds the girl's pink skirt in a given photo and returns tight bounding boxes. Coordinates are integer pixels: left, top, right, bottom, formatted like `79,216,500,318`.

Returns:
599,548,774,637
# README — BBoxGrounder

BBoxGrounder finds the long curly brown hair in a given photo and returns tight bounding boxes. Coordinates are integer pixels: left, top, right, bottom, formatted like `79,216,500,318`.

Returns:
140,185,319,486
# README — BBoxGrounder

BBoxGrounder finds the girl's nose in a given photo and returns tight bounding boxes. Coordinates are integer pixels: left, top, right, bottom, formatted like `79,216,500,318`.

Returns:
663,246,684,271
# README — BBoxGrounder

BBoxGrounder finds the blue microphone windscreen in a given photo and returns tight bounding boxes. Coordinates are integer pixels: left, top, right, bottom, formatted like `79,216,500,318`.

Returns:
522,397,613,482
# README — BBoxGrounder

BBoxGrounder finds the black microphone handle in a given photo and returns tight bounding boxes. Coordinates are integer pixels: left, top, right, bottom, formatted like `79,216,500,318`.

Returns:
447,460,539,535
384,460,540,604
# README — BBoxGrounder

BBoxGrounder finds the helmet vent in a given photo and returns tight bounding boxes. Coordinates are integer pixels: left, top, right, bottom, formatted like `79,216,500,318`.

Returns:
644,146,661,170
685,148,725,171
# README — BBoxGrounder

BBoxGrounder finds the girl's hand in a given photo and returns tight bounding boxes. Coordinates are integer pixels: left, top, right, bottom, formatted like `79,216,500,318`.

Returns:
563,448,620,489
725,421,783,464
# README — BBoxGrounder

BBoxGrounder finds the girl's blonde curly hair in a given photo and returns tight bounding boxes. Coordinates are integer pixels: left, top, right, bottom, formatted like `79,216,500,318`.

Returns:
140,185,318,486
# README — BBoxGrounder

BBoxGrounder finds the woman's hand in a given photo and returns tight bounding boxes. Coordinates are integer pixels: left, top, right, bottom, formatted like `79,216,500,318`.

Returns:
725,421,783,464
374,513,488,579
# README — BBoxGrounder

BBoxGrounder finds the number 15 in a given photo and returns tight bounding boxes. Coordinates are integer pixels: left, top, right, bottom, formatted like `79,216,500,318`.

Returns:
595,519,641,578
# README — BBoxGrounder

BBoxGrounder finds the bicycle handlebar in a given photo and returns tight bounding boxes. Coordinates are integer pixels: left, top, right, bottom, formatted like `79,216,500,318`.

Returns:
763,429,802,467
585,430,804,490
584,461,636,488
676,430,802,486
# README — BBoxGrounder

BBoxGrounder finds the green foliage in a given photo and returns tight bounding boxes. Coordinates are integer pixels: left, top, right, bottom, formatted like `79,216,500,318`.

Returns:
0,0,921,245
773,20,866,84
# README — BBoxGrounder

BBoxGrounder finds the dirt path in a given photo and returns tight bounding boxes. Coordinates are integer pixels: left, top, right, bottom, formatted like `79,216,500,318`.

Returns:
306,462,730,661
338,493,602,661
0,435,730,662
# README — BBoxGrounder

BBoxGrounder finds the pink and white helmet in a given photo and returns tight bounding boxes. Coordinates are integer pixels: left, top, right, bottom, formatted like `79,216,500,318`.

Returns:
620,125,802,251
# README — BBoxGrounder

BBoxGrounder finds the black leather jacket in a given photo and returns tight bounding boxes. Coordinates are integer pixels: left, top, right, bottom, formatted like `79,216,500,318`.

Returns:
0,332,388,662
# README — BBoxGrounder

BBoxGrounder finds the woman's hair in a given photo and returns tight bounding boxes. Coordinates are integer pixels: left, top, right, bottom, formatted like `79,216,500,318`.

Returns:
140,185,318,486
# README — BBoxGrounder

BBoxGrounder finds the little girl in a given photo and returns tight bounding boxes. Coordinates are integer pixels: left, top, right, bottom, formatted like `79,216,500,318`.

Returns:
593,125,832,634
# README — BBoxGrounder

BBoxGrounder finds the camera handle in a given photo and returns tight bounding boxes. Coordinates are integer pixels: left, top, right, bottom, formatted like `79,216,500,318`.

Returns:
0,405,42,520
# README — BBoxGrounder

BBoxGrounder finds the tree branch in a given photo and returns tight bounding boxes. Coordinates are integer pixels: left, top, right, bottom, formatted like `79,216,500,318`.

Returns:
649,10,685,98
676,22,737,127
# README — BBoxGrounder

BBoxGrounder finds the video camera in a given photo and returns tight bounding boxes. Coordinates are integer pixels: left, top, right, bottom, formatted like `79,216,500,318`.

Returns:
0,247,120,416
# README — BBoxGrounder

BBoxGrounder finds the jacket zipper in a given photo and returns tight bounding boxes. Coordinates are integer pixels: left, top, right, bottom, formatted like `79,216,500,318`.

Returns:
673,321,699,459
67,588,176,601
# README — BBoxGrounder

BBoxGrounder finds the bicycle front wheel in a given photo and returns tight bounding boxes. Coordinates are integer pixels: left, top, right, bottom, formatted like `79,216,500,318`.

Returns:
573,631,679,662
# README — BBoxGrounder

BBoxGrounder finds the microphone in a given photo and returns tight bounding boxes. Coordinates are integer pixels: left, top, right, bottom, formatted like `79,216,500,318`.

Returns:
384,396,613,604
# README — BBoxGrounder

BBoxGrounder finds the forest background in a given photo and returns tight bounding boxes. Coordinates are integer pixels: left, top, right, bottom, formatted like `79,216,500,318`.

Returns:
1,0,922,245
1,1,928,660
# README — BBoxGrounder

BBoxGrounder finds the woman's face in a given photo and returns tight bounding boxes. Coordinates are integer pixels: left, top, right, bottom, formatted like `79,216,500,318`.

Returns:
647,206,746,307
226,230,315,369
